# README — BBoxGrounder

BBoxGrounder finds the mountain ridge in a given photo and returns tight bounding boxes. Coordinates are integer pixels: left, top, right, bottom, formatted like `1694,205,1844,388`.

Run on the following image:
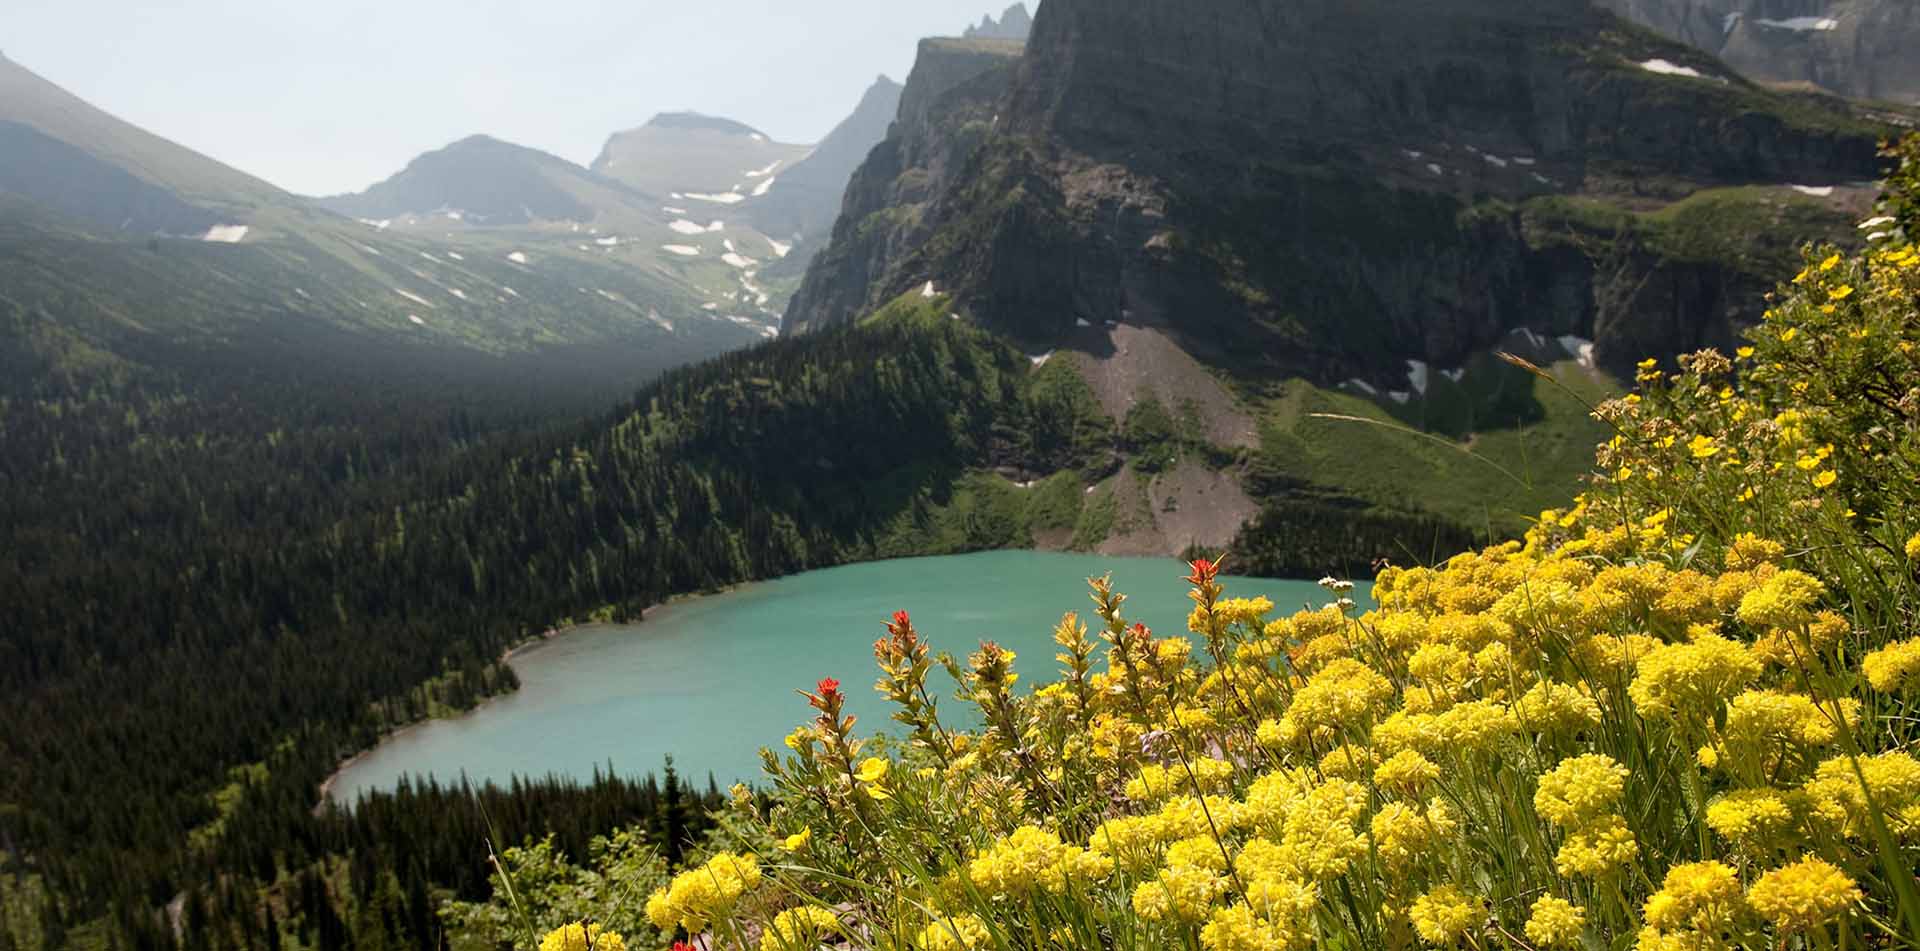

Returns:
787,0,1884,385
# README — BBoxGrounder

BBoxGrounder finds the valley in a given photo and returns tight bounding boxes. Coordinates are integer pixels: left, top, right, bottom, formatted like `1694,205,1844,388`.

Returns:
2,1,1917,949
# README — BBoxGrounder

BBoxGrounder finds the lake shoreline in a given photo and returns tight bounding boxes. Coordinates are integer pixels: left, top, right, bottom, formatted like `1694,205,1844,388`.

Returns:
316,552,1330,807
313,584,747,809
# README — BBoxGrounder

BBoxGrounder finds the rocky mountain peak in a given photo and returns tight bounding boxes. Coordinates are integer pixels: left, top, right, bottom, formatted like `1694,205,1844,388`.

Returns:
964,3,1035,41
641,112,769,138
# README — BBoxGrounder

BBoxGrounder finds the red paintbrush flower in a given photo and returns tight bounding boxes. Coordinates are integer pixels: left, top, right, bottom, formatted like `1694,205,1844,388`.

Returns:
1185,557,1219,586
817,676,840,697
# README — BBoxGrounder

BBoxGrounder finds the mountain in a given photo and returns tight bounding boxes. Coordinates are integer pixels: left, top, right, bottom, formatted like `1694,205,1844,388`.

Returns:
590,111,810,201
1597,1,1920,103
787,0,1883,376
0,50,285,227
965,3,1036,41
315,134,660,229
749,76,905,247
781,0,1889,558
0,53,768,405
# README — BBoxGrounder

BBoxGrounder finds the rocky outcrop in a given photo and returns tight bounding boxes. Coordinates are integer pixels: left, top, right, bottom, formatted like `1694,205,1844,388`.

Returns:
783,38,1025,335
785,0,1886,379
964,4,1035,41
1597,1,1920,104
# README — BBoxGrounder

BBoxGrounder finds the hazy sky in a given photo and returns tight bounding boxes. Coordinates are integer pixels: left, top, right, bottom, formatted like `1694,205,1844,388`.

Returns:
0,0,1014,196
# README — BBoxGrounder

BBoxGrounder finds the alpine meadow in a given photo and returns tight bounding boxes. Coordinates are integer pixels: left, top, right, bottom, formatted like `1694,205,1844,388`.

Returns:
3,3,1920,951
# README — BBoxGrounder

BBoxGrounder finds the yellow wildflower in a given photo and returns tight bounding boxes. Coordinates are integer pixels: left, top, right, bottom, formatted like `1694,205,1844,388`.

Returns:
1554,814,1638,878
782,827,812,851
1705,789,1797,851
540,923,626,951
1524,897,1586,949
1373,750,1441,796
1534,754,1628,828
1628,635,1760,721
1408,885,1481,946
917,915,991,951
644,852,762,933
759,907,840,951
1735,570,1827,630
1643,860,1744,934
1747,857,1860,933
1132,863,1227,923
1863,637,1920,693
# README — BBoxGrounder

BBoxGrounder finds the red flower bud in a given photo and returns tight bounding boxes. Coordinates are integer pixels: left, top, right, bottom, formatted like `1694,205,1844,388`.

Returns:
817,676,841,697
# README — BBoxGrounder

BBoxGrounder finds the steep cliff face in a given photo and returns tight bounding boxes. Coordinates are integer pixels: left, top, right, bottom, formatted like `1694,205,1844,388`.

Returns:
749,76,903,245
784,38,1025,335
785,0,1884,380
1597,1,1920,104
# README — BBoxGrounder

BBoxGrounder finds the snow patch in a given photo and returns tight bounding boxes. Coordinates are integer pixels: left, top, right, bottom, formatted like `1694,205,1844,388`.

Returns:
768,239,793,258
1405,359,1429,396
1030,351,1054,368
1389,391,1411,405
358,218,392,231
663,206,689,215
395,289,433,308
1483,154,1509,168
1756,16,1838,32
663,244,701,256
408,314,425,326
751,176,776,197
201,224,249,243
1558,334,1596,368
1076,318,1092,328
1344,379,1378,396
507,251,529,264
1441,368,1466,383
446,251,464,261
1790,185,1835,197
362,245,384,257
669,219,707,235
721,252,757,269
1513,157,1536,166
444,210,464,221
921,281,938,298
743,160,782,178
1427,163,1445,176
448,288,468,301
1723,11,1741,34
685,190,746,205
706,221,725,232
1639,59,1705,79
596,236,620,246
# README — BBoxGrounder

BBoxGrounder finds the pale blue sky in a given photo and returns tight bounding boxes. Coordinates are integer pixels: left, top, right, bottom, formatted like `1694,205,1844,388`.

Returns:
0,0,1014,196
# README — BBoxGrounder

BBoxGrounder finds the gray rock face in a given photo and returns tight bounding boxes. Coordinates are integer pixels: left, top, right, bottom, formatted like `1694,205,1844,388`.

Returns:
785,0,1887,381
749,76,904,245
964,3,1035,41
1596,0,1920,103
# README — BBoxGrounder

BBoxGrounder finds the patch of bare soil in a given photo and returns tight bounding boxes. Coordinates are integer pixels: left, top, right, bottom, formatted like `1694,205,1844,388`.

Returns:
1097,460,1259,558
1062,323,1258,450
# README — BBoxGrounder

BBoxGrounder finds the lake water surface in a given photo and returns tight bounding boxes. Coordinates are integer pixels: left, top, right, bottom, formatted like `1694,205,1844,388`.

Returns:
328,551,1353,802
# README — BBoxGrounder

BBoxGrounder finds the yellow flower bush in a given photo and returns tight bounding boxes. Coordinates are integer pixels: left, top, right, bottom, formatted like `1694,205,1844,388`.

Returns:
591,136,1920,951
538,922,626,951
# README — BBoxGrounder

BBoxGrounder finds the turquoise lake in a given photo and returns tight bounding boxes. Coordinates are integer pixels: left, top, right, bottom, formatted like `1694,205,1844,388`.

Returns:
327,551,1355,802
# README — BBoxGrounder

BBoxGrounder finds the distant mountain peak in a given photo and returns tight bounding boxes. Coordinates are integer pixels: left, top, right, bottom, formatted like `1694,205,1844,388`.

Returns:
964,2,1035,41
643,112,769,138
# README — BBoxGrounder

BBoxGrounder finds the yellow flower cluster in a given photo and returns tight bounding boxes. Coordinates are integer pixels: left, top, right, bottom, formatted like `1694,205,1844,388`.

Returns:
915,914,990,951
966,825,1112,898
757,906,840,951
643,852,761,933
1863,637,1920,693
538,923,626,951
